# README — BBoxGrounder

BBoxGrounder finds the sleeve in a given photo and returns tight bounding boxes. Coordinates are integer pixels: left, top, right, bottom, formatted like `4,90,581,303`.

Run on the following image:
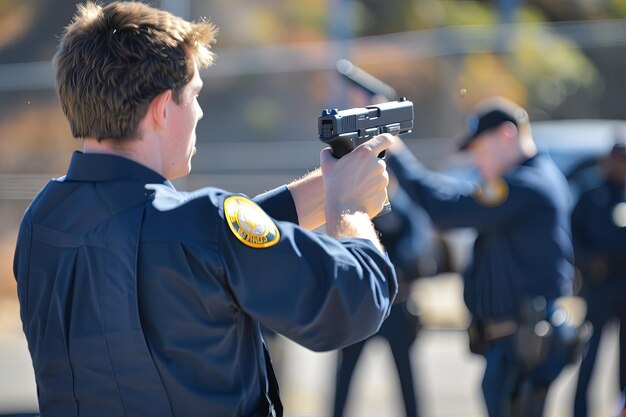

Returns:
253,185,299,224
388,150,545,231
218,195,397,352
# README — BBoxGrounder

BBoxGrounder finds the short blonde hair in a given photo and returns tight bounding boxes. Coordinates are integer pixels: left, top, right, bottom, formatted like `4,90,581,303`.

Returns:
54,1,218,141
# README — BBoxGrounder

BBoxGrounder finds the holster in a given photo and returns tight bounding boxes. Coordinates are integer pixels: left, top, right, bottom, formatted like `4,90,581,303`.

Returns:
515,297,552,373
515,296,593,373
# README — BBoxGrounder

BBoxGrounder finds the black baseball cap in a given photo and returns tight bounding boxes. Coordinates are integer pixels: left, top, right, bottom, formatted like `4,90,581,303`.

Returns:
458,98,529,151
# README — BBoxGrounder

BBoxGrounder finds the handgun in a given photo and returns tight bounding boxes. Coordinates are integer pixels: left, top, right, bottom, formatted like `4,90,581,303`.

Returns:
318,98,413,216
318,98,414,158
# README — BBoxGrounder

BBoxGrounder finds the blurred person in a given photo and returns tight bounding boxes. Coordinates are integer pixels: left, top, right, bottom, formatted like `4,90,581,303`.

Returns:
572,143,626,417
387,97,574,417
332,174,434,417
12,2,399,417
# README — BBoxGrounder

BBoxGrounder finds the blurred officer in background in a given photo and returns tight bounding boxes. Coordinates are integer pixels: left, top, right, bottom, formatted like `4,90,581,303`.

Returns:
12,2,398,417
572,143,626,417
387,97,574,417
332,174,436,417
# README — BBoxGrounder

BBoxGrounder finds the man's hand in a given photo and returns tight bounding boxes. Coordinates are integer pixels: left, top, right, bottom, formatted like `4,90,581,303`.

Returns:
321,133,395,218
321,133,395,251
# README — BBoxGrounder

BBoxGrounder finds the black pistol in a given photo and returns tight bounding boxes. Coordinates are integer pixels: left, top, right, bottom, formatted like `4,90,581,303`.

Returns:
318,98,413,158
318,98,413,216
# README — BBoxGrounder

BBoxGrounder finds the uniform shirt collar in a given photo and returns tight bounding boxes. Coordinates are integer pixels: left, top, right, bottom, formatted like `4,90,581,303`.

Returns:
65,151,168,184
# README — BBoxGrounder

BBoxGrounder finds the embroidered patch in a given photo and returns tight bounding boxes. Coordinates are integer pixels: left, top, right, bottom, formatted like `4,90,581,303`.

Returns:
224,196,280,248
473,178,509,207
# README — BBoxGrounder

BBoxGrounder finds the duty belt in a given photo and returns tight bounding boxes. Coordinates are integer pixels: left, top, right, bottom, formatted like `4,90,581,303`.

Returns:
482,319,519,342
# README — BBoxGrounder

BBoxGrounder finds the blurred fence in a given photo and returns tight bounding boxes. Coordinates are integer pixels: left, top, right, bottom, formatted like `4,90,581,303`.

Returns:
2,19,626,92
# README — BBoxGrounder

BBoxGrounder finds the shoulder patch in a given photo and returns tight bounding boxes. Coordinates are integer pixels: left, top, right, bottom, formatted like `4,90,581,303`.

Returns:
224,195,280,248
473,178,509,207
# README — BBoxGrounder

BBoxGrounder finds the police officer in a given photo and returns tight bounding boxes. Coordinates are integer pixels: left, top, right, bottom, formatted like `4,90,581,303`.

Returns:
332,176,432,417
13,3,398,417
387,97,574,417
572,143,626,417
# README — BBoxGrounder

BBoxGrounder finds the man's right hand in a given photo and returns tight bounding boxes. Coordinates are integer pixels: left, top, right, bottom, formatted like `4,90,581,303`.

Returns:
321,133,395,218
320,133,395,251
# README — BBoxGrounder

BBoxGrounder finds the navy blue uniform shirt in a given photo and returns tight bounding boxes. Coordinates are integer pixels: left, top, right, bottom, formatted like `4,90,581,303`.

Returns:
572,180,626,280
13,152,397,417
571,179,626,417
388,150,573,320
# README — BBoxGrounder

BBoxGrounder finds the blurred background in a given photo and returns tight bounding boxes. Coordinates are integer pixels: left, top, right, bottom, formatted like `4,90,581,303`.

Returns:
1,0,626,416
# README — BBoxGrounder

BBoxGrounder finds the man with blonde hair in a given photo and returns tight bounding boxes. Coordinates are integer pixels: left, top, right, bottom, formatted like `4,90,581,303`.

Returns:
388,97,574,416
13,2,397,416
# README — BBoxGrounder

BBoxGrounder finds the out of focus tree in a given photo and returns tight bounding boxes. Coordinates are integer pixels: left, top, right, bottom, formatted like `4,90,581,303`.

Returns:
348,0,602,117
0,0,79,63
194,0,327,46
527,0,626,21
0,1,35,51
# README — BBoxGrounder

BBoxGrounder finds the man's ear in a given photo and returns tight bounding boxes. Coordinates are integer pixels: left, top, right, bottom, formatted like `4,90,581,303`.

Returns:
146,89,173,129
